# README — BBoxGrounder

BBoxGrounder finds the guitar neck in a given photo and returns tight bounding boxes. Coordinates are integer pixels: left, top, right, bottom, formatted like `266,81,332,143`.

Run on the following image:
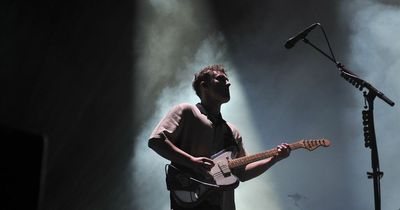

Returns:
228,141,304,169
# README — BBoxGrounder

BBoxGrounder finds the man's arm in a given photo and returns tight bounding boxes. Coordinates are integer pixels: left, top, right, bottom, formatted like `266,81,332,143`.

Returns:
148,138,214,174
235,143,290,182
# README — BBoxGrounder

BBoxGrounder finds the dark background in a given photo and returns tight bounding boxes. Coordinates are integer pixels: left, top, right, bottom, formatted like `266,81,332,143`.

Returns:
1,1,135,209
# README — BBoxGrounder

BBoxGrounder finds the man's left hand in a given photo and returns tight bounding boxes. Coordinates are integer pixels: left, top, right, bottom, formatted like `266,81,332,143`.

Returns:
272,143,291,162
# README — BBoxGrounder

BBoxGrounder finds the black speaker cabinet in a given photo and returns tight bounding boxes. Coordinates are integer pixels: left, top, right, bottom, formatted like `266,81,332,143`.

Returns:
0,126,46,210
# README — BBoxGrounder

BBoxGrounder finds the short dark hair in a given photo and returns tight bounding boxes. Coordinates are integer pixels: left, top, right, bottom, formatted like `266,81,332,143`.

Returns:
192,64,227,98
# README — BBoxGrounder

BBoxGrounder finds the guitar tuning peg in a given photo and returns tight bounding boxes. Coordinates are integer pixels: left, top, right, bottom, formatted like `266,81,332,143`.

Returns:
321,139,325,145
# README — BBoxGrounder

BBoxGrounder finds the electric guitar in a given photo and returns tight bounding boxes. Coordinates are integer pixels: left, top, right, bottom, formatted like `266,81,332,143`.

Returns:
167,138,331,207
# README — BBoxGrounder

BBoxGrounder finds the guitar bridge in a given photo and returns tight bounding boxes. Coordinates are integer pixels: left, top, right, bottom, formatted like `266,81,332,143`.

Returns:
217,162,231,176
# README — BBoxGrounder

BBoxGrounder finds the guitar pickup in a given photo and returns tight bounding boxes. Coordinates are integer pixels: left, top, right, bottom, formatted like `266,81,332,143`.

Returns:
217,162,231,176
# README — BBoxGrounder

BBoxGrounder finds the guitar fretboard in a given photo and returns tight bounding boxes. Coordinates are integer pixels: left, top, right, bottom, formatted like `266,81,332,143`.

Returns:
228,139,329,169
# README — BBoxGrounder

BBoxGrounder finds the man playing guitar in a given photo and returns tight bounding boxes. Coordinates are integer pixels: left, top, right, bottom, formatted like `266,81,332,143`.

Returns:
148,65,291,210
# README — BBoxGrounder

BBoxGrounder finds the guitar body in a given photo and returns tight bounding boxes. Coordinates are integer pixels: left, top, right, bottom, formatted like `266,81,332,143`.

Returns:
170,149,239,207
209,150,240,188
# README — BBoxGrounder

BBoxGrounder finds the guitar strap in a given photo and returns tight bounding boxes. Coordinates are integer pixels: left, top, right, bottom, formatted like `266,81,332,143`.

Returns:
165,164,219,191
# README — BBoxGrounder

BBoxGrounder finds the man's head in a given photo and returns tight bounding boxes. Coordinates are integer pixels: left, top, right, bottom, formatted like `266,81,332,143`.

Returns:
192,64,231,103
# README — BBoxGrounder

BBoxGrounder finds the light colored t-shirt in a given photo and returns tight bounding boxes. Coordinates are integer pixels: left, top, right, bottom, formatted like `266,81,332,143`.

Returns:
149,103,246,210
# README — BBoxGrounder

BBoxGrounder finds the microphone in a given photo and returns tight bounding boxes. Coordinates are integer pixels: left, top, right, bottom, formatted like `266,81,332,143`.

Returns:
284,23,320,49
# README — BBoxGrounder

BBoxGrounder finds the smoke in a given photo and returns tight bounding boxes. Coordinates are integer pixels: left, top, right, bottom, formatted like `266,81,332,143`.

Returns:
132,0,400,209
132,1,237,208
133,0,215,122
341,0,400,209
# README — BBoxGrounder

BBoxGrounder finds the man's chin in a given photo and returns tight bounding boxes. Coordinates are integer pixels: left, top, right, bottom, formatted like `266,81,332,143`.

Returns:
221,96,230,103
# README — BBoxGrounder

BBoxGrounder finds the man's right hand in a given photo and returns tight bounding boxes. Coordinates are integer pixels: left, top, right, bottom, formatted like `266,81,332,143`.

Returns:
190,156,215,176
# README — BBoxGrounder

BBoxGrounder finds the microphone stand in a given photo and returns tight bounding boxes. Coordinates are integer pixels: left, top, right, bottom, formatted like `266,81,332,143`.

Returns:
299,29,395,210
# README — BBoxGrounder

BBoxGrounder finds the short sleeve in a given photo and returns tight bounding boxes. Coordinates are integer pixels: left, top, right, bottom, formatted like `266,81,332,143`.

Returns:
148,104,185,145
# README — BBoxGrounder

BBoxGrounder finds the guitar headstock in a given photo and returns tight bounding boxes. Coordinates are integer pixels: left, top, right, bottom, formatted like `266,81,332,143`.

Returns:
300,139,331,151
